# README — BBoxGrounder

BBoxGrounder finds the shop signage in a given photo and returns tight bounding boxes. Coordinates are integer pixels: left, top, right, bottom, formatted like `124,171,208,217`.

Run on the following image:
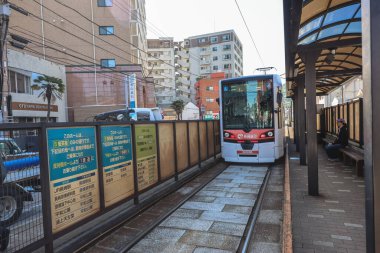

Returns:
12,102,58,112
47,127,100,233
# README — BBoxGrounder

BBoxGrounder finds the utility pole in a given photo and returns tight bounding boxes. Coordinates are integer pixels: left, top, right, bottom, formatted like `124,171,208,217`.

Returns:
0,1,10,123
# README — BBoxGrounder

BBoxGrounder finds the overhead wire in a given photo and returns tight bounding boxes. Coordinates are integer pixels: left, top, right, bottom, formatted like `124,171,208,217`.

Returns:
234,0,265,67
8,26,177,91
11,2,178,86
51,0,200,78
112,0,201,63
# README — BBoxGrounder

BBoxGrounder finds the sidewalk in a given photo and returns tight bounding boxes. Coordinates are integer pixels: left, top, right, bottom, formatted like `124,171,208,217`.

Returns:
289,143,366,253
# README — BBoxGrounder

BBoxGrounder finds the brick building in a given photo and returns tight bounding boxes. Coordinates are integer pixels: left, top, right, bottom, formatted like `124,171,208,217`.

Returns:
195,72,225,119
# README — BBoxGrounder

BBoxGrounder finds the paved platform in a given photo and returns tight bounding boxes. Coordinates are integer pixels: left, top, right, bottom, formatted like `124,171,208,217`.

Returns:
289,143,366,253
129,165,267,253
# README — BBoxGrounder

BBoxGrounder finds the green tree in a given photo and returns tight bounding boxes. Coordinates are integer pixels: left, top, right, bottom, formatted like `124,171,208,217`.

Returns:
31,75,65,122
171,99,185,120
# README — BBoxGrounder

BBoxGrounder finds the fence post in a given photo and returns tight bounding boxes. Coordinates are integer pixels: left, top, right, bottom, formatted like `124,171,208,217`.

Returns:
186,122,190,169
213,120,216,160
360,99,364,147
197,121,201,169
173,122,178,181
206,121,209,159
39,123,54,252
95,124,105,210
155,123,161,182
131,123,139,205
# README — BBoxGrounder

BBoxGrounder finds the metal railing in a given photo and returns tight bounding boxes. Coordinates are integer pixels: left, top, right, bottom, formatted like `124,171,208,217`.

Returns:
0,120,221,252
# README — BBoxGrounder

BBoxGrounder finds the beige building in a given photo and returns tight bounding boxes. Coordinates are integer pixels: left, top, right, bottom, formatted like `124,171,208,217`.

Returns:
7,0,153,121
147,38,175,108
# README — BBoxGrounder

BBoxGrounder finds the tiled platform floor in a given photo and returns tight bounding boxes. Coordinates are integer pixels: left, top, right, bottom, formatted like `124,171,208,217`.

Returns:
129,165,268,253
289,144,366,253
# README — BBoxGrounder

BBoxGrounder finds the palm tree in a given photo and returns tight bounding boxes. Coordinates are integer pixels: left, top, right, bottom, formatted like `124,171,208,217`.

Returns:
31,75,65,122
171,99,185,120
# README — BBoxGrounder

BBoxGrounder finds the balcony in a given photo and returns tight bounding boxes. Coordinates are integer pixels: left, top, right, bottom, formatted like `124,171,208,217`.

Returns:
200,49,211,56
200,60,211,65
200,67,211,74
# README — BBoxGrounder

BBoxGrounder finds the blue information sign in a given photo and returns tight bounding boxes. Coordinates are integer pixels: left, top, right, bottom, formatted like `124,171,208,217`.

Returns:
47,127,100,233
101,125,134,206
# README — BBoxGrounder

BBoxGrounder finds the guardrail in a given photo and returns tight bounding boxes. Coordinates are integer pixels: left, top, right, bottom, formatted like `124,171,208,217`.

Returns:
0,120,221,252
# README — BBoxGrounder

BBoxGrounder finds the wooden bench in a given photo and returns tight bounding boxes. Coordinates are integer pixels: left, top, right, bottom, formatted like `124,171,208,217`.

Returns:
339,146,364,177
321,134,364,177
322,136,335,146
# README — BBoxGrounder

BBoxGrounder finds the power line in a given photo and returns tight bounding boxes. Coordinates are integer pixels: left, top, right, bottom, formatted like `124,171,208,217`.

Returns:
52,0,200,78
13,1,178,84
234,0,265,67
8,26,181,94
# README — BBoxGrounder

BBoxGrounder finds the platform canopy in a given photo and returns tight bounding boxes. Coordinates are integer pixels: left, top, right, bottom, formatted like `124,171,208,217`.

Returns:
284,0,362,96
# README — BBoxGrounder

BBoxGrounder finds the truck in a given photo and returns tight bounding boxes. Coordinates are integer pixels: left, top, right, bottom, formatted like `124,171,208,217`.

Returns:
0,138,40,226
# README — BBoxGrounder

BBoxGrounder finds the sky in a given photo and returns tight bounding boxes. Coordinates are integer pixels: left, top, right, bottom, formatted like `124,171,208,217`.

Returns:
145,0,286,76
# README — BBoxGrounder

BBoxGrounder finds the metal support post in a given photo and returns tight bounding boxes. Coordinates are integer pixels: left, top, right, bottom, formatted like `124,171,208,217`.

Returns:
297,78,306,165
362,0,380,251
303,50,320,196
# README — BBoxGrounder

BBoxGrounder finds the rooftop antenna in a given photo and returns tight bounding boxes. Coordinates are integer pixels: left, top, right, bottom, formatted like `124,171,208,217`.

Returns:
254,67,277,75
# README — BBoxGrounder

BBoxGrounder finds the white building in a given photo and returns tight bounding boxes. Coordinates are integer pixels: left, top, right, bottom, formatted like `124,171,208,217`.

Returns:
174,41,192,103
322,76,363,107
147,38,176,108
184,30,244,101
4,49,67,123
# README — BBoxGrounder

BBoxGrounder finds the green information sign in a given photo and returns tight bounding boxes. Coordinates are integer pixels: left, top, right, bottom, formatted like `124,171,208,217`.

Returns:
101,125,134,207
47,127,100,233
135,124,158,191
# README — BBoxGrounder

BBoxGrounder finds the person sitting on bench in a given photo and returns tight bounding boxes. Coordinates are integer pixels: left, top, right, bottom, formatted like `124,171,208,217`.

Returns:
325,118,348,161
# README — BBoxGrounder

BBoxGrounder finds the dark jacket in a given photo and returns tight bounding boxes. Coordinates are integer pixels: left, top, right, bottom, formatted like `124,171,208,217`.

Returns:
335,125,348,146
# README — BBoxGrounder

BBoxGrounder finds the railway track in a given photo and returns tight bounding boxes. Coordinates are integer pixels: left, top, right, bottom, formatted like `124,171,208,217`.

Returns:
83,163,274,253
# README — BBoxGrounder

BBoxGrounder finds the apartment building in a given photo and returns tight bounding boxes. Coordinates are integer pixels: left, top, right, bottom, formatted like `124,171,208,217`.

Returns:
174,41,192,103
195,72,224,119
185,30,243,101
147,38,175,108
7,0,153,121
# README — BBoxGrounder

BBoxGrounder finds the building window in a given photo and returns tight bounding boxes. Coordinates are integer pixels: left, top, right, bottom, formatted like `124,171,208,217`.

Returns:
213,65,218,71
198,38,207,43
99,26,114,35
223,44,231,51
98,0,112,7
222,34,231,41
206,86,214,91
100,59,116,68
206,98,214,103
224,64,231,69
210,36,218,43
212,46,218,52
213,56,218,61
200,47,207,52
223,54,231,60
9,70,31,94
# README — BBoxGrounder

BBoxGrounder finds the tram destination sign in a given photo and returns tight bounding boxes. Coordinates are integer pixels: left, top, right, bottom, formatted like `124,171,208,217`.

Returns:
47,127,100,233
101,125,134,207
135,124,158,191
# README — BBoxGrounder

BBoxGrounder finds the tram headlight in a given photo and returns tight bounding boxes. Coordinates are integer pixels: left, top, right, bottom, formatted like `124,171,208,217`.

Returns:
267,131,274,137
224,132,230,138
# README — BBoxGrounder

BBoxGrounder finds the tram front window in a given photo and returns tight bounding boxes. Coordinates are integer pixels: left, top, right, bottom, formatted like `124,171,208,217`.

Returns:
222,79,273,130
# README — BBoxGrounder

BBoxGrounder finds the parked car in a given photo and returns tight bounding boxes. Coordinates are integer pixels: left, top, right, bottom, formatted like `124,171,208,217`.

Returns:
0,138,39,226
94,108,163,122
